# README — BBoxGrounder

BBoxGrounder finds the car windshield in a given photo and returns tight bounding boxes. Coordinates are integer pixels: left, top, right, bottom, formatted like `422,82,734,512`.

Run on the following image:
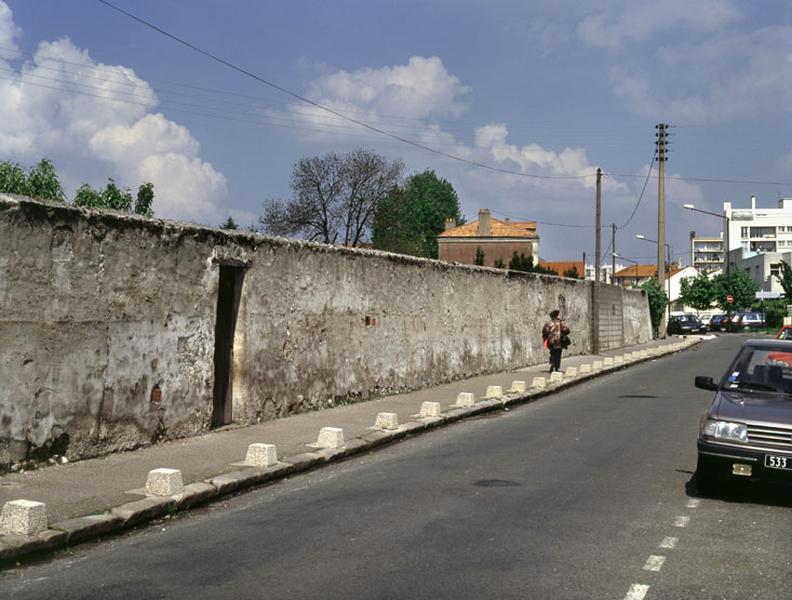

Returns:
723,346,792,395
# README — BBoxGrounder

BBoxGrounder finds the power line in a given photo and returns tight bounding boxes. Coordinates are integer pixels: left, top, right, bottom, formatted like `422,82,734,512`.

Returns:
617,152,655,230
96,0,595,181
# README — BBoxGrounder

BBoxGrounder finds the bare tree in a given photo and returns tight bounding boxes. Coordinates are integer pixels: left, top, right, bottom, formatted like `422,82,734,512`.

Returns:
260,149,404,246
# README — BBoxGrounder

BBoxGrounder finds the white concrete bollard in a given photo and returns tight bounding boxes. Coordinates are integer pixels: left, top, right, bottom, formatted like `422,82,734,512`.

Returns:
419,401,442,418
632,351,641,359
564,367,578,378
0,500,47,536
592,360,603,371
510,380,527,393
603,357,614,366
579,364,592,374
614,355,624,364
456,392,476,407
531,376,546,389
316,427,345,449
375,412,400,430
245,443,278,467
485,385,503,399
145,468,184,496
549,371,563,383
639,350,648,358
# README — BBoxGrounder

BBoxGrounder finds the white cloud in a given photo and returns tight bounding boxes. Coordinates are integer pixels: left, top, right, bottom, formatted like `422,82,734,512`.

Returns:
610,25,792,122
0,0,19,59
0,1,226,223
577,0,741,49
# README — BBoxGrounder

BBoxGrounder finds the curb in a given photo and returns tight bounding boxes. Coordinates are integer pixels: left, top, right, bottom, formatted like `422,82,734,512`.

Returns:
0,338,700,565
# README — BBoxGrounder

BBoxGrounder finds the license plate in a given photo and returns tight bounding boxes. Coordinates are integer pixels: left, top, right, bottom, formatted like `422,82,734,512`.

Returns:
764,455,792,470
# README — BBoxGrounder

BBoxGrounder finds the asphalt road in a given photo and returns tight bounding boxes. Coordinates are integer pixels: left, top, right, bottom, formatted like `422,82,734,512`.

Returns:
1,335,790,600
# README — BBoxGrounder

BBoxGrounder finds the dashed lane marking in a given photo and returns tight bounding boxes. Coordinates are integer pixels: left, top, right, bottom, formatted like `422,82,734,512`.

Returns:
659,536,678,549
673,516,690,528
643,555,666,572
624,583,650,600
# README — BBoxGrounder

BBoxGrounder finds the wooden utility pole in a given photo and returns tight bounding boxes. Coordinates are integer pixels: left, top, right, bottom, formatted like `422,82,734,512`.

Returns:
592,168,602,353
655,124,668,337
611,223,616,284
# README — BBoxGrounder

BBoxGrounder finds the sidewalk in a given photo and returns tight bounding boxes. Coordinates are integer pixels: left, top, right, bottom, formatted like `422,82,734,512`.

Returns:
0,336,699,560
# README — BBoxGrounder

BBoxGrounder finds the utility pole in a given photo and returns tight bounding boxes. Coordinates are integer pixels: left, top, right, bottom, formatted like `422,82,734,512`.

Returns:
592,168,602,354
611,223,616,284
655,124,668,337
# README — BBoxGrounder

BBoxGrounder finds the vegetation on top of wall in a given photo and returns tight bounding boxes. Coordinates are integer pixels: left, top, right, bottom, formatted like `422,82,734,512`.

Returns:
0,158,156,216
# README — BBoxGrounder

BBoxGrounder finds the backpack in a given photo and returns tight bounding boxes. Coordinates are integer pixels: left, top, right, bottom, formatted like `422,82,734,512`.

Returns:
545,321,562,347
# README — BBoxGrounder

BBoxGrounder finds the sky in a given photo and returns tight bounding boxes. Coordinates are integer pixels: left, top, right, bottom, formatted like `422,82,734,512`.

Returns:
2,0,792,264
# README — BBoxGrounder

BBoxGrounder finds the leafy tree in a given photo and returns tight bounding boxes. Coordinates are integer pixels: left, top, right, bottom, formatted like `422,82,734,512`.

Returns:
679,273,715,311
135,182,155,218
493,258,506,269
371,169,463,258
0,158,65,201
774,261,792,298
74,178,155,216
508,251,534,272
563,266,581,279
711,270,758,310
221,216,239,230
474,246,485,266
261,149,404,247
639,278,668,333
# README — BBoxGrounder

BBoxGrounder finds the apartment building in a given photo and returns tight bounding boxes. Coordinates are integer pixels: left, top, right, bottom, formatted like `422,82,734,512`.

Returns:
725,196,792,254
690,231,724,273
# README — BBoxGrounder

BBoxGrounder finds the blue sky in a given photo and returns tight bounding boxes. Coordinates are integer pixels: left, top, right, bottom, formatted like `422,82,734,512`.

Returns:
3,0,792,263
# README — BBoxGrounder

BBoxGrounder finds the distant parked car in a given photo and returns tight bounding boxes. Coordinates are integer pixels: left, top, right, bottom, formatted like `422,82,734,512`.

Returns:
667,314,708,335
740,312,765,330
709,314,726,331
724,312,745,332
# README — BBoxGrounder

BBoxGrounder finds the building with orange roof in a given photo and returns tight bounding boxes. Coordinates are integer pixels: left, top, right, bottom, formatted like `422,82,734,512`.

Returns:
437,208,539,267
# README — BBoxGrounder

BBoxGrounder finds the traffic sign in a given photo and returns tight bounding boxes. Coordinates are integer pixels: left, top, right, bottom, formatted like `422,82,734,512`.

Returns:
726,294,734,304
755,291,784,299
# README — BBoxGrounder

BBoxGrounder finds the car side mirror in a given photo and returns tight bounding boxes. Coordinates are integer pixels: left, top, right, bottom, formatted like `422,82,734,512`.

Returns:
695,376,718,391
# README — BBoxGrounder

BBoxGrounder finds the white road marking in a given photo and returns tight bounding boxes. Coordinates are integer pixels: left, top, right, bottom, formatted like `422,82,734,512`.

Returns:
659,536,678,549
624,583,650,600
673,516,690,527
686,498,700,509
643,555,666,572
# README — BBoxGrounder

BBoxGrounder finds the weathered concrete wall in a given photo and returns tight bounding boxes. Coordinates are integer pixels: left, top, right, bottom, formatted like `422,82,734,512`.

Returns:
0,195,651,467
622,285,654,344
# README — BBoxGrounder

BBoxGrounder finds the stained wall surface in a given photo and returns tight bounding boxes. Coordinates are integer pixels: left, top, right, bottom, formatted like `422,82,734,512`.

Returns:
0,196,651,466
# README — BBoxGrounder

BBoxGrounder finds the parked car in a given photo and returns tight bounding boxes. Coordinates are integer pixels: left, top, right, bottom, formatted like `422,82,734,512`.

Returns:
709,314,726,331
740,312,765,330
723,312,746,332
776,325,792,340
695,339,792,493
667,314,708,335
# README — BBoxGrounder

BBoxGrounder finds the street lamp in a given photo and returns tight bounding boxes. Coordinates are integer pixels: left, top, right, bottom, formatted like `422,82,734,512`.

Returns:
684,203,732,326
636,234,673,323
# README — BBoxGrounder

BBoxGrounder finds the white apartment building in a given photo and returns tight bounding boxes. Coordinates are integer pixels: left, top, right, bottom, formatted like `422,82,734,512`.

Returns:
725,196,792,254
690,232,724,273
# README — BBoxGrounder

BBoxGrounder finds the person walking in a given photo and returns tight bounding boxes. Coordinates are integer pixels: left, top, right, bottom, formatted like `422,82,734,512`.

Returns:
542,309,571,373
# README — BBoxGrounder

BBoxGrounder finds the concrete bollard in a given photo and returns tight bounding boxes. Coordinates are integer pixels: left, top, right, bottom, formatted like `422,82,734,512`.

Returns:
419,401,442,418
603,357,614,366
456,392,476,407
549,371,563,383
245,443,278,467
485,385,503,399
316,427,345,449
375,412,399,430
510,380,527,393
564,367,578,378
145,468,184,496
632,351,641,359
592,360,603,371
614,355,624,364
579,364,592,374
531,376,546,389
639,350,648,358
0,499,47,536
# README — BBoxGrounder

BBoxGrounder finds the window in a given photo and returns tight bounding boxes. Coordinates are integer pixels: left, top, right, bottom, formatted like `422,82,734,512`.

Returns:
771,263,782,278
741,227,749,237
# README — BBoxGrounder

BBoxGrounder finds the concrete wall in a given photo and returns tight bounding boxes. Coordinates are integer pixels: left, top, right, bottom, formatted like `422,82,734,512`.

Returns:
0,195,652,467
